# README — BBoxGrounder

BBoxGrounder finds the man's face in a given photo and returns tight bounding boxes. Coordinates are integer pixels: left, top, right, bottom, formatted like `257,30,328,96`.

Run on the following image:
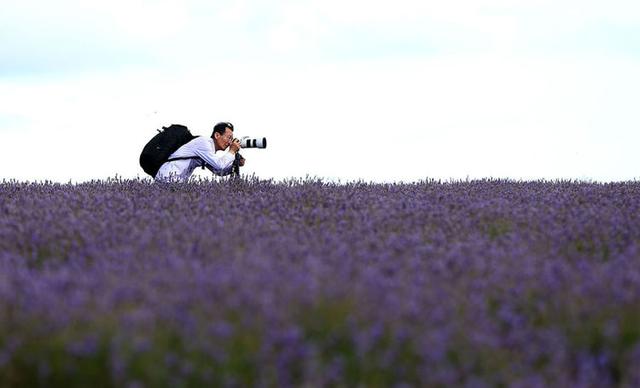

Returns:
214,128,234,150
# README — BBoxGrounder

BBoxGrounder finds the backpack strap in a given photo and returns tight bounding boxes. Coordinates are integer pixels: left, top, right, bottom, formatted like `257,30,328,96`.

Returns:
166,156,207,169
165,135,205,168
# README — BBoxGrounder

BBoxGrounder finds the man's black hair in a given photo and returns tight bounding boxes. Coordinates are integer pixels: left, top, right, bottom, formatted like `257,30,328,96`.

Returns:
212,122,234,138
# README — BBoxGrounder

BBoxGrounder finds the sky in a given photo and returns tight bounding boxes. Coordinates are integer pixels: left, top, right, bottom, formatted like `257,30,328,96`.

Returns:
1,0,639,183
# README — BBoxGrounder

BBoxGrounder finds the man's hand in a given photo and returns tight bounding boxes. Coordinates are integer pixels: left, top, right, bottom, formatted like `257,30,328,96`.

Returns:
239,157,246,167
229,138,241,154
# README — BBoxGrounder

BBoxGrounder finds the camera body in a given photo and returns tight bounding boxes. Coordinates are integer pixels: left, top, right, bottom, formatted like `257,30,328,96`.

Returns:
239,136,267,149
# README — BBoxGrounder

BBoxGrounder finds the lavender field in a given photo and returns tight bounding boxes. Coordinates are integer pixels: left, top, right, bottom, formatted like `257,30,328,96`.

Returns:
1,177,639,387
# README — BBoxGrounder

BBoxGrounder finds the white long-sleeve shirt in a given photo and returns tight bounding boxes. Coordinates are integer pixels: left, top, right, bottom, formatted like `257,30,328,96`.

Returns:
155,137,235,182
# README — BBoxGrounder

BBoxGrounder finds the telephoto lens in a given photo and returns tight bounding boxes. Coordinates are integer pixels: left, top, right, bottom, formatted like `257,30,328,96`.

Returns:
240,137,267,149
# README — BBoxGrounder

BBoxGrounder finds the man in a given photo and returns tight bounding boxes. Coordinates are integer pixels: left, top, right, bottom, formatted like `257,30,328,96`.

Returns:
155,122,245,182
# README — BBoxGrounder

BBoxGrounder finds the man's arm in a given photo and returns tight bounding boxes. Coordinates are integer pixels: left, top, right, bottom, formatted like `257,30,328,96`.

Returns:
193,138,242,176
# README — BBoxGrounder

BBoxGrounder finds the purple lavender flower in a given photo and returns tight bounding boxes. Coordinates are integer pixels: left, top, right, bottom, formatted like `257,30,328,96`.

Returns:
0,178,639,386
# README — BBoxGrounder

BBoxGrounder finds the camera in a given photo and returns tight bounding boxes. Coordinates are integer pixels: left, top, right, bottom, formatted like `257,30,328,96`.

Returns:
239,136,267,149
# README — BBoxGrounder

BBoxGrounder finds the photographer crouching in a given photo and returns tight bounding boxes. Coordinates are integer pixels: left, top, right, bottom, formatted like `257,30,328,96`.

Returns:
152,122,245,182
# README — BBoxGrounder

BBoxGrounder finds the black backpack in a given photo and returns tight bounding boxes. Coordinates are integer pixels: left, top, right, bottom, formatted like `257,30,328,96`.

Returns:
139,124,200,177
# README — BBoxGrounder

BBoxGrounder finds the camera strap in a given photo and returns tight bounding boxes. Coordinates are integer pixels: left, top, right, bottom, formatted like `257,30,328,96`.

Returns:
232,152,243,176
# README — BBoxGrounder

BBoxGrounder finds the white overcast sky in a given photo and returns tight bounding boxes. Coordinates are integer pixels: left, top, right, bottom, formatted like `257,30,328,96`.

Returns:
1,0,639,182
